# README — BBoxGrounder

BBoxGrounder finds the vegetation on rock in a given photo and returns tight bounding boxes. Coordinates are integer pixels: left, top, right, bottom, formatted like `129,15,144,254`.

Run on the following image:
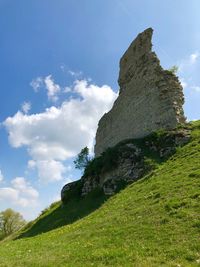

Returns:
168,65,179,74
66,124,190,197
74,146,91,171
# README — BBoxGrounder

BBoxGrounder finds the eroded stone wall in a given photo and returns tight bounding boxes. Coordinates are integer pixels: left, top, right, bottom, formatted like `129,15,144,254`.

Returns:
94,28,185,156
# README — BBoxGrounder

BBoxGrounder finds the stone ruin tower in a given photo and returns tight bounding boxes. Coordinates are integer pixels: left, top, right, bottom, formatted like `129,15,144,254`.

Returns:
95,28,185,157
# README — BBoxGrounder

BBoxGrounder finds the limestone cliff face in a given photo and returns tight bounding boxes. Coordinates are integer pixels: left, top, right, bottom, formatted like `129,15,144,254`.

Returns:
95,28,185,157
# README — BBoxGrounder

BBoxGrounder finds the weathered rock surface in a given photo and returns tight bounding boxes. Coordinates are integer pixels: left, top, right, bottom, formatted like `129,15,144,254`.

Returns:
94,28,185,157
82,129,190,196
61,181,77,201
61,128,191,201
81,143,144,196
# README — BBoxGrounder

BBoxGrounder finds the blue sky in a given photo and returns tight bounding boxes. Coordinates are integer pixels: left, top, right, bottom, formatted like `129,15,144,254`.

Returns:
0,0,200,220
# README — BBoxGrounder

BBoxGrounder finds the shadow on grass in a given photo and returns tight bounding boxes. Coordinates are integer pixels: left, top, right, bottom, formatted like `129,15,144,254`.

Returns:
17,187,109,239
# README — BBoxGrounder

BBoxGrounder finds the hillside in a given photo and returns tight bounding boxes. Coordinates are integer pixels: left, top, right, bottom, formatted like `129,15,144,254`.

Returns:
0,121,200,267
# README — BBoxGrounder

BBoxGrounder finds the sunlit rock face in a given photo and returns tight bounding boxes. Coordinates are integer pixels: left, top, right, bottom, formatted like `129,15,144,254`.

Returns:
95,28,185,157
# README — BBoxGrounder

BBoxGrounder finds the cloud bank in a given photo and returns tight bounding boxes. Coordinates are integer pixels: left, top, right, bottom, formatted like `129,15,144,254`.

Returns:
4,79,118,182
0,177,39,208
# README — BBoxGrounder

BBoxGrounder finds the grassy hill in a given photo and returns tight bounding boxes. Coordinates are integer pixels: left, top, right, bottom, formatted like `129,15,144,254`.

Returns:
0,121,200,267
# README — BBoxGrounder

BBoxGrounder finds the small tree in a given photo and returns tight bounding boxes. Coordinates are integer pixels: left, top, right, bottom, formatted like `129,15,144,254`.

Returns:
74,147,91,171
168,65,179,74
0,208,26,239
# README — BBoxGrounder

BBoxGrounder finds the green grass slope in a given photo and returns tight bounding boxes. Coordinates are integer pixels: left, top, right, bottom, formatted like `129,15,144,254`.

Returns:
18,186,109,238
0,121,200,267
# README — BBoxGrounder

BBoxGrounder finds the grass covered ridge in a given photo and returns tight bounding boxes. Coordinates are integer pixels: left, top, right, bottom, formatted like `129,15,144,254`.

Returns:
0,121,200,266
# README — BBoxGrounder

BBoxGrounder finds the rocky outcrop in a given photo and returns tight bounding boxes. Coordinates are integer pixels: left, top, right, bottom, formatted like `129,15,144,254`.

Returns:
83,129,190,196
82,143,145,196
61,181,77,202
94,28,186,157
61,128,190,202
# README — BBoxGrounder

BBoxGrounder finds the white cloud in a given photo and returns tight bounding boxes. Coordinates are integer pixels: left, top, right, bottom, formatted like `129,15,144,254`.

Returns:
0,170,4,182
68,70,83,78
44,75,61,102
4,79,118,183
30,77,43,92
180,78,187,89
190,52,199,64
0,177,39,208
27,160,36,169
178,51,200,73
11,177,39,199
60,65,83,78
21,101,31,114
0,187,18,202
28,160,67,183
30,75,61,102
178,52,200,96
